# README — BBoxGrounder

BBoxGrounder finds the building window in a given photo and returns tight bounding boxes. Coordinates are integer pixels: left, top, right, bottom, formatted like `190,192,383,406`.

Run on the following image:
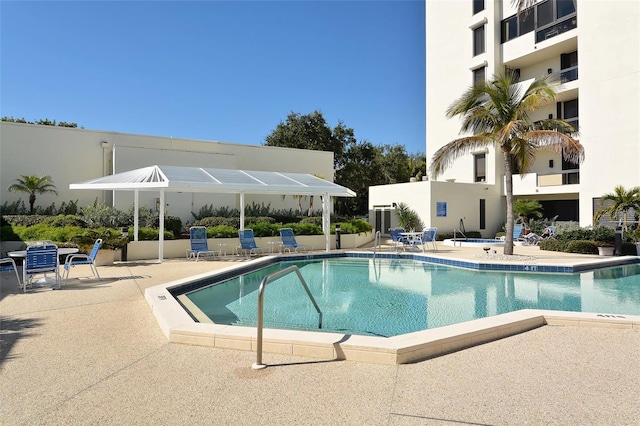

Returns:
474,153,486,182
473,25,485,56
473,66,486,85
500,0,577,43
479,199,486,230
473,0,485,15
560,51,578,82
557,98,578,131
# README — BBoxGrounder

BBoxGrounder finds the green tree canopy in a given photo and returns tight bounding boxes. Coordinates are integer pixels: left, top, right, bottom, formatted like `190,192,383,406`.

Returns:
430,69,584,255
264,110,426,216
7,175,59,214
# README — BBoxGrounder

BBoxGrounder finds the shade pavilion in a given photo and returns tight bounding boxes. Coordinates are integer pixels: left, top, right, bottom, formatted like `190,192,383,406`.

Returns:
70,165,356,261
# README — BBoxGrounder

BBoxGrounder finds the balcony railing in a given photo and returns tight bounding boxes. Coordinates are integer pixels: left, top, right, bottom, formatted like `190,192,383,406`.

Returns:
560,65,578,83
505,169,580,196
536,16,577,43
538,170,580,187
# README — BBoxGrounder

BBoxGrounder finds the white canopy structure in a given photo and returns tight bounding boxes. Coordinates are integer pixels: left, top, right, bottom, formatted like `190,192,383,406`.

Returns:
70,165,356,261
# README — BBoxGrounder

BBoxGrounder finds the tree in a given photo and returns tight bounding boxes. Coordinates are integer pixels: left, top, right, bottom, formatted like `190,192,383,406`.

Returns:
430,69,584,255
264,111,355,169
513,199,543,224
593,185,640,230
2,116,79,128
7,175,59,214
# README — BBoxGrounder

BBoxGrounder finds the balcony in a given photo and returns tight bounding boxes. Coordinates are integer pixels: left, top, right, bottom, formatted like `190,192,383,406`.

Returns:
536,16,578,43
504,170,580,196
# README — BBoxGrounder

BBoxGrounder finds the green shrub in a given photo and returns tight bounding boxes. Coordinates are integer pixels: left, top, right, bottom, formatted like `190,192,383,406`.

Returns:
299,216,323,227
566,240,598,254
247,222,279,237
0,225,22,241
206,225,238,238
129,227,174,241
438,231,481,241
538,238,566,252
282,223,323,235
332,219,372,235
193,217,240,228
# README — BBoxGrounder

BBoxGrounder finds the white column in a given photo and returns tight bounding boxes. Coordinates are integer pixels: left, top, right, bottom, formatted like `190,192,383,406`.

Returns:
159,190,165,262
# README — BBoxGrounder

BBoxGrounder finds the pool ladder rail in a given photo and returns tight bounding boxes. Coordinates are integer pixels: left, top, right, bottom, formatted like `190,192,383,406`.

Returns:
372,230,381,259
253,265,322,370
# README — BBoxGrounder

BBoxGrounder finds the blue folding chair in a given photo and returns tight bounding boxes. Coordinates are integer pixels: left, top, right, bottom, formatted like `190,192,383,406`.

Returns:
279,228,311,253
186,227,219,261
237,229,266,257
389,228,409,250
23,243,60,291
63,238,103,281
0,257,21,289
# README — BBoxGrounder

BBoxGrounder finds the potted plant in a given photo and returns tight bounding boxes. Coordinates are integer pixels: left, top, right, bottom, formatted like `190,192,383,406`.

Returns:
595,241,615,256
394,202,423,231
71,227,129,265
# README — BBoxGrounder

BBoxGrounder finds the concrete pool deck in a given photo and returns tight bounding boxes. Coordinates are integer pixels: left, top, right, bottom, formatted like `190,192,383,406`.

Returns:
1,244,639,424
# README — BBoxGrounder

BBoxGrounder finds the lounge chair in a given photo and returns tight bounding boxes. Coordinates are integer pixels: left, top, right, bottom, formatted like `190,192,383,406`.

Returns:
0,257,21,289
237,229,266,257
63,238,103,280
389,228,409,250
279,228,311,253
513,224,525,242
23,243,60,291
187,227,219,261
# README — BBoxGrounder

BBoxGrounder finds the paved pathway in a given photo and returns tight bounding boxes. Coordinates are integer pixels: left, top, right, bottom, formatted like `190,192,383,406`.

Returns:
1,246,639,425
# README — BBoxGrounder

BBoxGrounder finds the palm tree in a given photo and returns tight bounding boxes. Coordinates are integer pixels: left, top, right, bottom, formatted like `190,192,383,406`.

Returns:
430,69,584,255
513,199,543,224
593,185,640,230
7,175,59,214
512,0,536,16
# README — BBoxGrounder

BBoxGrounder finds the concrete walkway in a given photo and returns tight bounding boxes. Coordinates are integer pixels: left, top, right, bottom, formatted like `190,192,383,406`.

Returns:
1,246,639,425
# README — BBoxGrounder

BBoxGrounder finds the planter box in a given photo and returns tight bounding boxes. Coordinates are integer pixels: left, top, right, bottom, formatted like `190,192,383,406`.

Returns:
597,247,614,256
125,232,375,261
95,249,117,266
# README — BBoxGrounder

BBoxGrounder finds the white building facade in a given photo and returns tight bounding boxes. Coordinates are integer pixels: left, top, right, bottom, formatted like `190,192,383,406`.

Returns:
370,0,639,237
0,122,335,224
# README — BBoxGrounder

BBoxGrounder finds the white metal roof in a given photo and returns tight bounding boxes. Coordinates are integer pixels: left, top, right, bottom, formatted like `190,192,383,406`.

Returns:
69,165,356,197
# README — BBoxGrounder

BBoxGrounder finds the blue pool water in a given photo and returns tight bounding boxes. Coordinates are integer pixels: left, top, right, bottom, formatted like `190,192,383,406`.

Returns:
183,258,640,337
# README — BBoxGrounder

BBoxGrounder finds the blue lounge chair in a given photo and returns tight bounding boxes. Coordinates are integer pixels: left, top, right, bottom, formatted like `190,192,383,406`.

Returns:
279,228,311,253
187,227,219,261
237,229,266,257
513,224,524,241
63,238,103,280
0,257,21,289
23,243,60,291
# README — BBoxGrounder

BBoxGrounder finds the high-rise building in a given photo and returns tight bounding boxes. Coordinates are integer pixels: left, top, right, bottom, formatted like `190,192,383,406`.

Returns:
370,0,639,235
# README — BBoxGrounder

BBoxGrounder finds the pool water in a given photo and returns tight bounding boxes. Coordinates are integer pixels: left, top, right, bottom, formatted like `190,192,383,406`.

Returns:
183,258,640,337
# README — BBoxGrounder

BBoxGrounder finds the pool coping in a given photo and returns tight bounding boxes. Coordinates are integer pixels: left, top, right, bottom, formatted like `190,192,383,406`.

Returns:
144,252,640,365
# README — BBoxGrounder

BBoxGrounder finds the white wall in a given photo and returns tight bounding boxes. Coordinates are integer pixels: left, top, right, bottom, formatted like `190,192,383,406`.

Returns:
0,122,335,223
369,180,505,238
577,0,640,226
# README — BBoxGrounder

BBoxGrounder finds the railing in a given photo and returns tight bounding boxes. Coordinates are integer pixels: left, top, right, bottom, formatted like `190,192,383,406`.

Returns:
252,265,322,370
452,228,467,246
372,230,381,260
537,169,580,187
560,65,578,83
535,15,577,43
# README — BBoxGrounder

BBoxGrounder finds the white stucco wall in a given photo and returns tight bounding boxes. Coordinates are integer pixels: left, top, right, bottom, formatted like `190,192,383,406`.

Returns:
369,180,505,238
0,122,335,223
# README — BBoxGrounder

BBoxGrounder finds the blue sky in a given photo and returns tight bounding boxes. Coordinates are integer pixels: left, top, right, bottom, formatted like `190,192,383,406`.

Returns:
1,1,426,154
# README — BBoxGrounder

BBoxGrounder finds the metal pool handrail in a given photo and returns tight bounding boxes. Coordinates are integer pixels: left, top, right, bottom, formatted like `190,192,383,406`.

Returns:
252,265,322,370
372,230,381,259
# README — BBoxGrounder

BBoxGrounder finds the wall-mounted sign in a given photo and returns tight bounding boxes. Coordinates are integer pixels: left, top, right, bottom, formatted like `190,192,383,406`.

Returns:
436,202,447,217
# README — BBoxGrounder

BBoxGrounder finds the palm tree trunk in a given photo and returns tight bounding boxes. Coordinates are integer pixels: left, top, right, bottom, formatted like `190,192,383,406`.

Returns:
503,148,515,255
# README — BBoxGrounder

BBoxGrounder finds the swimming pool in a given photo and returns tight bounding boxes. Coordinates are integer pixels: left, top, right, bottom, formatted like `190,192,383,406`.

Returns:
443,238,505,247
147,252,640,364
180,258,640,338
